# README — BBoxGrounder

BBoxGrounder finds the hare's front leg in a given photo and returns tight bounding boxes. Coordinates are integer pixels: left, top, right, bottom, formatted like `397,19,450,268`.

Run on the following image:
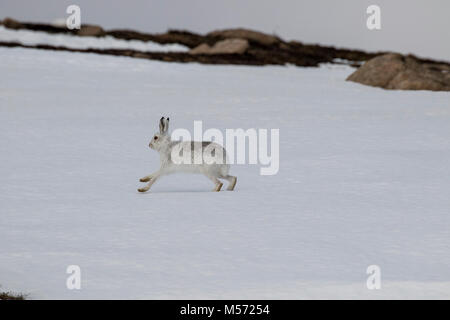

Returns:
138,171,161,192
206,174,223,192
139,174,153,182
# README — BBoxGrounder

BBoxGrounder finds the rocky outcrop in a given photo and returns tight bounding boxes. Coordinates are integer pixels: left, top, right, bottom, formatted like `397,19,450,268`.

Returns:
207,28,280,47
189,39,249,55
107,29,209,48
188,43,211,55
1,17,74,34
77,25,105,37
1,17,22,29
347,53,450,91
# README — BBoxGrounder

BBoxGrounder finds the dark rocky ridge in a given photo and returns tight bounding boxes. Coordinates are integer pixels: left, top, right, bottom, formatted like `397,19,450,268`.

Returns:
1,18,449,91
0,17,384,67
0,41,282,66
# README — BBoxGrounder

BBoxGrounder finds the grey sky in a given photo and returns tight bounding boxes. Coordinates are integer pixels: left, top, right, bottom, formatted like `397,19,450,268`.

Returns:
1,0,449,61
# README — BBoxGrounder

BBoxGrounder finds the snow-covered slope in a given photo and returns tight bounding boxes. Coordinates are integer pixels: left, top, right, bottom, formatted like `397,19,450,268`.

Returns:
0,26,188,52
0,47,449,299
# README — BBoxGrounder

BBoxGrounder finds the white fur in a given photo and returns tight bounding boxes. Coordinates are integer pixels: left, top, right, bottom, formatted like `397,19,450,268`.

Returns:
138,117,237,192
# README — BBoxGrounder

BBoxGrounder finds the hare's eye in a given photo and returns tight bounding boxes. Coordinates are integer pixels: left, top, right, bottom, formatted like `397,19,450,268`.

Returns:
154,136,158,140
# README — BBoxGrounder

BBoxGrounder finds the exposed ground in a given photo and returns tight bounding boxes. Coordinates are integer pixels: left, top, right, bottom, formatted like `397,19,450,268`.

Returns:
0,288,26,300
0,17,382,67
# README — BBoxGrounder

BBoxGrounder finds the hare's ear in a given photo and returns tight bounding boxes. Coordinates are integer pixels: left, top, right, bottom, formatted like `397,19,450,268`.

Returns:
164,117,170,133
159,117,169,134
159,117,165,133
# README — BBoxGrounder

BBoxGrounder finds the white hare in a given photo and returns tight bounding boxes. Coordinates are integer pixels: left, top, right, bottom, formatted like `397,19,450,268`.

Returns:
138,117,237,192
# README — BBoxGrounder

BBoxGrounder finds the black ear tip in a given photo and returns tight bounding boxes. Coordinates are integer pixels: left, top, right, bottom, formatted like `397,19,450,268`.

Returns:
167,117,170,121
160,117,164,120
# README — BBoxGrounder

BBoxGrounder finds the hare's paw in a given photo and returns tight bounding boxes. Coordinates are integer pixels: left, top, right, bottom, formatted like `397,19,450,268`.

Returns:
138,186,150,193
139,176,151,182
213,182,223,192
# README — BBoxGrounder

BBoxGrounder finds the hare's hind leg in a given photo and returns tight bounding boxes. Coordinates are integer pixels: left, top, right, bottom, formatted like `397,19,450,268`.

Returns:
222,175,237,191
206,174,223,192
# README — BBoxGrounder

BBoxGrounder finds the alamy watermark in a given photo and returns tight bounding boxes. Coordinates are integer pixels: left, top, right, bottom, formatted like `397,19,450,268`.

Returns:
66,265,81,290
366,265,381,290
168,121,279,175
66,5,81,30
366,5,381,30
